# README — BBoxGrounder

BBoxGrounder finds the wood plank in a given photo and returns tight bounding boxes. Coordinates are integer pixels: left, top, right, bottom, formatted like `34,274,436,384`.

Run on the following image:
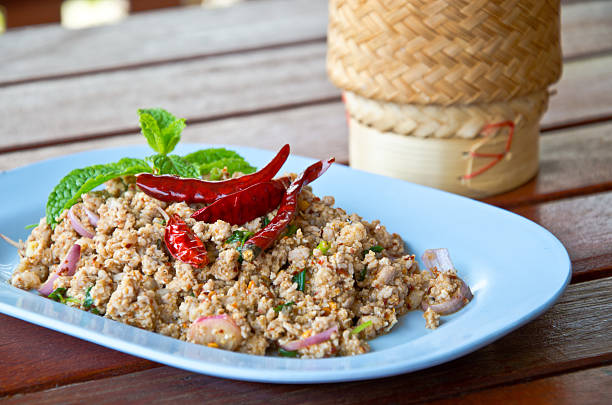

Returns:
561,1,612,61
0,0,328,86
484,122,612,208
1,45,611,155
1,0,610,86
429,365,612,405
3,277,610,403
543,53,612,130
0,101,348,172
0,42,338,154
0,314,158,396
512,192,612,282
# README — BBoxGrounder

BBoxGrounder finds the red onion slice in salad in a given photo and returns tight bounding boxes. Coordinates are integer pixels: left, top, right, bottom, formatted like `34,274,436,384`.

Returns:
421,279,473,315
188,314,242,350
281,325,338,351
38,243,82,296
85,208,99,227
421,248,455,272
68,206,94,239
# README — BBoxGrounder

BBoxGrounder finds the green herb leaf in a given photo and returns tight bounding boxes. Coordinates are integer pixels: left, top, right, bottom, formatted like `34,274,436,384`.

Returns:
208,167,223,181
48,287,79,304
45,158,152,227
357,266,367,281
284,224,298,237
48,287,68,303
350,320,373,335
362,245,384,258
316,240,331,255
91,307,101,315
183,148,244,165
83,285,94,309
278,348,298,358
198,157,256,177
147,154,200,178
226,230,254,245
262,216,270,226
292,270,305,292
273,301,296,313
138,108,185,155
24,223,38,230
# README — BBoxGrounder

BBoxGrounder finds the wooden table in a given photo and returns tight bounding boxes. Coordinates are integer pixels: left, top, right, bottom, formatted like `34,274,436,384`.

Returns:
1,0,610,403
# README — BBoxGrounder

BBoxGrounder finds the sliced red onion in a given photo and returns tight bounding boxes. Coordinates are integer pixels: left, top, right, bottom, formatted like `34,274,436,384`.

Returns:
422,248,454,272
85,208,99,227
281,325,338,351
422,279,473,315
38,243,82,296
68,206,94,239
188,314,242,350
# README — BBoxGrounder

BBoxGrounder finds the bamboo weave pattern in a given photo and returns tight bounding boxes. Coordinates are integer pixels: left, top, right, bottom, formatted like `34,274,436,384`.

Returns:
343,90,549,138
327,0,562,105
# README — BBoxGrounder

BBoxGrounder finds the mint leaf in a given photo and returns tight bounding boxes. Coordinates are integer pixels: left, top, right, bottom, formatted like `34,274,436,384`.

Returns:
183,148,243,165
199,157,256,177
147,154,199,178
46,158,152,227
138,108,185,155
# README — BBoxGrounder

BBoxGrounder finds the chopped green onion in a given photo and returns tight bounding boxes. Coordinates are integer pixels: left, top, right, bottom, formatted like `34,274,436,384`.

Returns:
284,224,298,237
316,240,331,255
292,270,305,292
279,348,298,358
83,285,94,309
351,320,373,335
362,245,384,258
274,301,296,313
24,223,38,230
357,266,367,281
48,287,79,305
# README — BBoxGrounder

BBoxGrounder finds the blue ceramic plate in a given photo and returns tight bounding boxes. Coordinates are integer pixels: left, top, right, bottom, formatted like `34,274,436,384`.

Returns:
0,145,571,383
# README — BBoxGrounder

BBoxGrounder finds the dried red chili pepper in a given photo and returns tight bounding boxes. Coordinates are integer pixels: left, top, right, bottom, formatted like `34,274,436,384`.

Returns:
241,158,334,261
191,176,291,225
136,144,290,203
165,214,209,267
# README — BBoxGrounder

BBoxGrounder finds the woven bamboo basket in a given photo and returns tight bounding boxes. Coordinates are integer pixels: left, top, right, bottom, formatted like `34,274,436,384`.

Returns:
327,0,562,197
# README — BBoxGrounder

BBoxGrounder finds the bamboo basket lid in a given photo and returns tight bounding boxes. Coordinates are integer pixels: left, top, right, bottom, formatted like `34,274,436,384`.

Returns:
327,0,562,105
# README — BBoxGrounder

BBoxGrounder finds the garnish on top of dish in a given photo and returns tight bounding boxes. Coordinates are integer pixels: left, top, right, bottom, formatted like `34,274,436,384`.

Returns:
4,108,472,358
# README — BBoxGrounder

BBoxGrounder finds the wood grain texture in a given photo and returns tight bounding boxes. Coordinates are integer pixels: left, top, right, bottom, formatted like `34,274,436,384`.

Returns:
3,277,610,404
429,364,612,405
0,0,327,85
512,192,612,282
0,314,158,397
561,1,612,61
0,102,348,172
484,122,612,208
1,46,611,154
0,42,337,153
543,53,612,130
1,0,609,86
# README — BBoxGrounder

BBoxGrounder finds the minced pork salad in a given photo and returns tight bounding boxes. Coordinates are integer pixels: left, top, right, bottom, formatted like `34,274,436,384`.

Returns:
5,109,472,358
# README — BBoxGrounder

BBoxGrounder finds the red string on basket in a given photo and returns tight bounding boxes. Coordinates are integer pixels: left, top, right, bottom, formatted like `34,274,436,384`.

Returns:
461,121,515,181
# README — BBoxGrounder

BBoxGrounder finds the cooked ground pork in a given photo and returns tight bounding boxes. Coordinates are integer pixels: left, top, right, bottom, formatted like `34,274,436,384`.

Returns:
11,175,460,358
